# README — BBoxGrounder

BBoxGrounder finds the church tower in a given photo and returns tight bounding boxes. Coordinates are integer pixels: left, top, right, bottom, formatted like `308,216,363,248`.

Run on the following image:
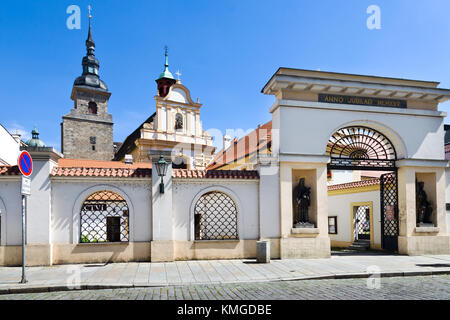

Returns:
61,9,114,160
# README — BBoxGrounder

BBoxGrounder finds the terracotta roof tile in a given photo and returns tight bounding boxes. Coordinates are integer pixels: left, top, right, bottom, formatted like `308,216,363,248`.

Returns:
172,169,259,180
51,159,258,179
51,167,152,178
50,159,152,178
0,166,20,176
328,178,380,191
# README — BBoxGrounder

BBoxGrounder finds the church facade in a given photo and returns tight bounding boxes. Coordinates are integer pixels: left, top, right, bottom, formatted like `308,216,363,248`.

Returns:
114,49,215,169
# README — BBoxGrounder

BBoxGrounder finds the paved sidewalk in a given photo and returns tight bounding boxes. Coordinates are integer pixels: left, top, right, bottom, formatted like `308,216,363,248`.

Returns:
0,253,449,294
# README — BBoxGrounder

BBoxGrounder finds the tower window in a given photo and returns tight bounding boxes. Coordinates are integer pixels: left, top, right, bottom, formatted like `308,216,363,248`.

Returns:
88,101,98,115
90,136,96,145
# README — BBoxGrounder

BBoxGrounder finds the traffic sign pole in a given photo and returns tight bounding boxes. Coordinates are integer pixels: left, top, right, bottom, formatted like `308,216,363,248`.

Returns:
17,151,32,285
20,195,27,284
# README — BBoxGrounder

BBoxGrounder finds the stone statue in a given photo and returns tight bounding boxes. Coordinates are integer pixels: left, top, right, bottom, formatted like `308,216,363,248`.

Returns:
293,178,313,227
416,180,433,225
175,113,183,130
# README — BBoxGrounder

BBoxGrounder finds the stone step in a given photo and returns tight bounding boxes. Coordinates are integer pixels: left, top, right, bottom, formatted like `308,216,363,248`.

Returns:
349,240,371,251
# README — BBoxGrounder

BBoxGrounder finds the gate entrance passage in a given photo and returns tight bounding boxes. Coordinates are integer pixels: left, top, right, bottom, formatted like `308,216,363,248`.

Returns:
327,126,399,252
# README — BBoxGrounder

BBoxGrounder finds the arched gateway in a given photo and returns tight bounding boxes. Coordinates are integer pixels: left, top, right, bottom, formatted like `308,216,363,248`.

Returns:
326,126,399,251
263,67,450,258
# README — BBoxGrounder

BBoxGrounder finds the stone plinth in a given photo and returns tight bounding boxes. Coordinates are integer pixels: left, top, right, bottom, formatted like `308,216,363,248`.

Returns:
256,240,270,263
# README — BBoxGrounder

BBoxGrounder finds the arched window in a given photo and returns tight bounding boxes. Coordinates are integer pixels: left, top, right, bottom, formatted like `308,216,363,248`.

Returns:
194,191,238,240
80,191,129,243
88,101,98,115
175,113,183,130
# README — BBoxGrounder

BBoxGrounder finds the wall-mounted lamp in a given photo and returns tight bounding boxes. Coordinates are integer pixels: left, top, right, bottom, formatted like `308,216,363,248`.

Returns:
155,154,169,193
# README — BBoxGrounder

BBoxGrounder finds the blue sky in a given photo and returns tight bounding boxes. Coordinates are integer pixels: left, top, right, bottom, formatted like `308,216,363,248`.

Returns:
1,0,450,150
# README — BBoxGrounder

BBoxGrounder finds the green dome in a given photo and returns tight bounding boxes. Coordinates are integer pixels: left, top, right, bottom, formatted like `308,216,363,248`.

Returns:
157,68,174,80
26,127,46,147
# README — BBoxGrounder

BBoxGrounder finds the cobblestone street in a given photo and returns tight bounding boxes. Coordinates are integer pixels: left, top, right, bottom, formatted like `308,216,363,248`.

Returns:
0,275,448,300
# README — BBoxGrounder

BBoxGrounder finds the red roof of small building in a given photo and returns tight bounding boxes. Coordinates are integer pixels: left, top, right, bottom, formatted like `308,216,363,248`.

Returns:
328,178,380,191
207,121,272,170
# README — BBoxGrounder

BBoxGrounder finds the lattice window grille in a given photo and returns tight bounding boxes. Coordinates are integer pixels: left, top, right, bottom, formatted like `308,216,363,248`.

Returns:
80,191,129,243
194,191,238,240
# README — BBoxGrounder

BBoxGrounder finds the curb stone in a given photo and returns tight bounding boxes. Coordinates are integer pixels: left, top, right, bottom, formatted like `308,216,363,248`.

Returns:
0,270,449,296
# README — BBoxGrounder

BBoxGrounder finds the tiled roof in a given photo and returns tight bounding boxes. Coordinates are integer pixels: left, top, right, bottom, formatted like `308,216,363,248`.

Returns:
0,166,20,176
328,178,380,191
172,169,259,179
51,160,258,179
51,167,152,178
207,121,272,170
51,159,152,178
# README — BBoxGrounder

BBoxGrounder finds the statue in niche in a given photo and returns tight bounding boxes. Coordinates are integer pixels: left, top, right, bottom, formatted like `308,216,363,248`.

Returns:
293,178,314,228
175,113,183,130
416,180,433,226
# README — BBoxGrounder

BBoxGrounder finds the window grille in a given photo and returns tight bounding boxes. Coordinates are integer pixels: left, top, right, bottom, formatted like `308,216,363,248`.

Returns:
194,191,238,240
327,126,397,170
80,191,129,243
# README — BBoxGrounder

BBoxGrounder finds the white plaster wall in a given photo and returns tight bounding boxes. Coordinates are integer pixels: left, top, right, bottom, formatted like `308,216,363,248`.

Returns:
172,180,260,241
0,179,21,245
328,170,354,185
26,159,54,244
51,179,152,244
0,125,20,165
259,167,281,239
328,191,381,245
276,105,444,160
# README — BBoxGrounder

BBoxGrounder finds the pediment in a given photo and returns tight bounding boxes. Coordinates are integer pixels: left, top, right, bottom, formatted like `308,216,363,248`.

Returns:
165,83,198,106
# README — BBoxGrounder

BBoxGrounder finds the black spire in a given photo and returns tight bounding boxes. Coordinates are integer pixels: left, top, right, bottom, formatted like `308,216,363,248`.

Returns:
74,7,108,91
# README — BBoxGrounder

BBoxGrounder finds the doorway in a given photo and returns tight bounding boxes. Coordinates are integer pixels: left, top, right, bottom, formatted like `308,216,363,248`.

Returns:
353,204,371,241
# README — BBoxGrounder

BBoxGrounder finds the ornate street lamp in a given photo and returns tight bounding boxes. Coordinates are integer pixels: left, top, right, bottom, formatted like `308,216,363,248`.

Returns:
155,154,169,193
